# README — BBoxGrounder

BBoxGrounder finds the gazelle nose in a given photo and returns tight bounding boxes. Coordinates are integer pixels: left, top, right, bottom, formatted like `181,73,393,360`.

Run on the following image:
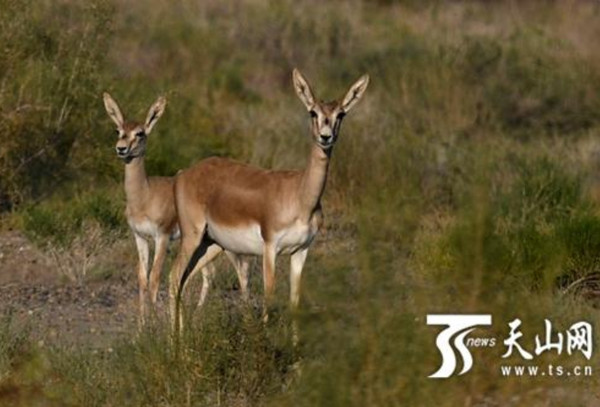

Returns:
320,134,332,143
116,146,128,154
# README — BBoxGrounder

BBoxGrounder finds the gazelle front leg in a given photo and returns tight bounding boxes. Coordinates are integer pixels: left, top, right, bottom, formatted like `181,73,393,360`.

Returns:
290,248,308,347
262,242,277,322
290,248,308,346
134,233,150,327
290,248,308,310
149,233,169,305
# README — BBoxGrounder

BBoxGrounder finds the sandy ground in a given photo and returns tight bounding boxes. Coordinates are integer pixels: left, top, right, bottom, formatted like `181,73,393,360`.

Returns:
0,231,142,348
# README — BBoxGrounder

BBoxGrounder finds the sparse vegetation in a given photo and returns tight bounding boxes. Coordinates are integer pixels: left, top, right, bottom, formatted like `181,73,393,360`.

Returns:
0,0,600,405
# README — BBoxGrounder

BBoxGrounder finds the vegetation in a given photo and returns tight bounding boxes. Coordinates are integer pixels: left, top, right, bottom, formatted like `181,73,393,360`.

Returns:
0,0,599,405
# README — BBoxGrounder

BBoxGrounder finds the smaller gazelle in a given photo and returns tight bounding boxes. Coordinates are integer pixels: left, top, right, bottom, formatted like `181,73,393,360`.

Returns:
170,69,369,330
103,93,178,325
104,94,248,326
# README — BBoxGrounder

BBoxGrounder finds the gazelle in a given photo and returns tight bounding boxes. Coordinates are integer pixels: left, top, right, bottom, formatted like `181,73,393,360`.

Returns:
103,93,249,326
170,69,369,328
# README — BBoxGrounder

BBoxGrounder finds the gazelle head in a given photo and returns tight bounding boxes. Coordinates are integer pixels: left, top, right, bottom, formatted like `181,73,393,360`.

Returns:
293,69,369,150
102,93,166,163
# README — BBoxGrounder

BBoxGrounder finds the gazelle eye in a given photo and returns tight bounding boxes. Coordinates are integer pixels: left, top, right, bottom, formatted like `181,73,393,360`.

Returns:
309,110,318,118
336,112,346,120
135,131,145,138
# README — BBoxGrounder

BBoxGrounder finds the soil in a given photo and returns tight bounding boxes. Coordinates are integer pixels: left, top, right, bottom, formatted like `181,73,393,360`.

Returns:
0,231,142,349
0,230,256,350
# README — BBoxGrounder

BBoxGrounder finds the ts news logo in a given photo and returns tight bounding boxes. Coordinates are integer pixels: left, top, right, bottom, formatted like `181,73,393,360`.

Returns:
427,314,493,378
427,314,593,379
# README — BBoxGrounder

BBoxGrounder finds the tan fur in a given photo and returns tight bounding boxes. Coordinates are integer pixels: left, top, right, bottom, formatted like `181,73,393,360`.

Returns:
170,70,369,329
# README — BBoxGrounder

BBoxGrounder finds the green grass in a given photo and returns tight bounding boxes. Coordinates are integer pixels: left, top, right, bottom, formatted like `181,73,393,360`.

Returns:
20,190,126,248
1,0,600,405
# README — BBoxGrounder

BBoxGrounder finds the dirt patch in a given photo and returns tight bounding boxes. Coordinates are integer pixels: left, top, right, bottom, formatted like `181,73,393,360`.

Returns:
0,231,143,348
0,231,243,349
0,279,142,348
0,231,57,285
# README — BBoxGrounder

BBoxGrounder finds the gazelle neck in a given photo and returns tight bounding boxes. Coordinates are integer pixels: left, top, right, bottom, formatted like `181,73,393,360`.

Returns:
299,143,331,215
124,155,149,204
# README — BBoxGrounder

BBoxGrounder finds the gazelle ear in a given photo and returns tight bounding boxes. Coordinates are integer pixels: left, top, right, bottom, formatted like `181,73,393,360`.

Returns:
103,92,124,129
144,96,166,134
293,69,316,111
341,74,369,113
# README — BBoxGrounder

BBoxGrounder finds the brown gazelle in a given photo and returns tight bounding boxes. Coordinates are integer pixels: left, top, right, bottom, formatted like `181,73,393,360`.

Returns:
170,69,369,328
103,92,178,325
103,93,249,326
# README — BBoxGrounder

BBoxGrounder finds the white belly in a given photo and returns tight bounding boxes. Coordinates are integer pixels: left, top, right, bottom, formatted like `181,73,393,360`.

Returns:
207,222,264,255
207,220,318,255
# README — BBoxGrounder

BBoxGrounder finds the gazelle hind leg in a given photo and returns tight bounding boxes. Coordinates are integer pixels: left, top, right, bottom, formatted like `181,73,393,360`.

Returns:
169,231,202,332
197,263,216,308
225,251,250,301
173,239,223,331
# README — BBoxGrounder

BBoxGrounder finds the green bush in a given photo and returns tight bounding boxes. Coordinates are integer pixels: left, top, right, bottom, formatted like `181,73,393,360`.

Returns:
21,190,125,247
558,214,600,281
452,27,600,136
0,0,114,210
428,154,596,294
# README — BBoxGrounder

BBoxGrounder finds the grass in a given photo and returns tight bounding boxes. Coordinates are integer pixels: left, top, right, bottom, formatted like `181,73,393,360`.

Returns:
1,0,600,405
